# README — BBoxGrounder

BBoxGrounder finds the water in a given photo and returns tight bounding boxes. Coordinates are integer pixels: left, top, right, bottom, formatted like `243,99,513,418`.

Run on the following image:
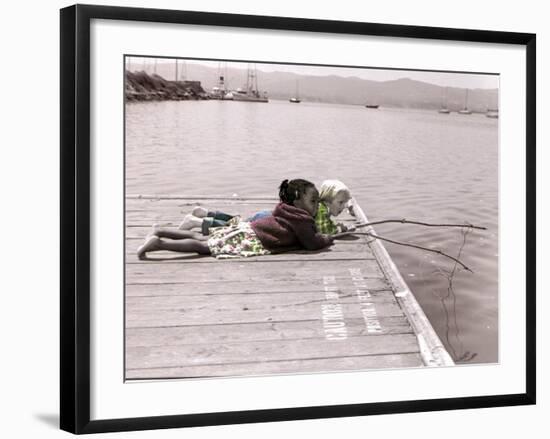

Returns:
126,100,498,364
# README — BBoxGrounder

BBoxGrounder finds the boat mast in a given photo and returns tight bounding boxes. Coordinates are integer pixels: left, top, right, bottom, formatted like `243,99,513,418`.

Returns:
245,64,251,93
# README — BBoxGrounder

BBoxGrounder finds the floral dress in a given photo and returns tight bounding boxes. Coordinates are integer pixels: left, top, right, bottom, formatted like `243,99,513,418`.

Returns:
207,220,271,259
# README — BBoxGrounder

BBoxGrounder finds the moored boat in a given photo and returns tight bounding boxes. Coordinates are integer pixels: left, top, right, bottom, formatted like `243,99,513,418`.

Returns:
209,65,232,100
232,64,269,103
438,87,450,114
458,89,472,114
289,80,301,103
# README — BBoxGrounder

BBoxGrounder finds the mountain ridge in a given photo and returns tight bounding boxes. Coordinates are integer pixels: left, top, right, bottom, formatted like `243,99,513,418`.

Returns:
126,61,498,112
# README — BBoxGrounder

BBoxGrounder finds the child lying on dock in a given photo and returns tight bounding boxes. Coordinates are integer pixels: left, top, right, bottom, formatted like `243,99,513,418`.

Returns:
316,179,356,234
178,179,356,236
137,179,334,259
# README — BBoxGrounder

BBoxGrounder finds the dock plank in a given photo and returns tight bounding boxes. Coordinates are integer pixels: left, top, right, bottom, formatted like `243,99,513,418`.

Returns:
126,290,399,312
125,353,423,379
126,259,386,284
126,333,419,369
125,279,391,296
126,317,414,347
126,296,405,328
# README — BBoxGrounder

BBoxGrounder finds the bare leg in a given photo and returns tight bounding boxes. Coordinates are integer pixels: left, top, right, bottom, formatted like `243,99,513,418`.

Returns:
178,214,203,230
138,235,210,259
156,238,211,255
153,227,207,241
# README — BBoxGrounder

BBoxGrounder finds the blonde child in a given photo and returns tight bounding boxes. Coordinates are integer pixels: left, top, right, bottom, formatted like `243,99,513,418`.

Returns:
315,179,355,234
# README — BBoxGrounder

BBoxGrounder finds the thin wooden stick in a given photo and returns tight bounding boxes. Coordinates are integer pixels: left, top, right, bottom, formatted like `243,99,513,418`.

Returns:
352,219,486,230
333,231,473,272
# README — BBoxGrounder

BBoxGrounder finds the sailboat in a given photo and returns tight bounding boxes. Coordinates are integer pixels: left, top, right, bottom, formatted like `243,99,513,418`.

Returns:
232,64,269,103
458,89,472,114
438,87,450,114
289,80,301,103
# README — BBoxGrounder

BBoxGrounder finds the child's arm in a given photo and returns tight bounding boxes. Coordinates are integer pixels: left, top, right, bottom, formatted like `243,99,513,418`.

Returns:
295,222,334,250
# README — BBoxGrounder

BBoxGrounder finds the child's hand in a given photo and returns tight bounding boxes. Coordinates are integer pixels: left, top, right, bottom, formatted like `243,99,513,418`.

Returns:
337,223,357,233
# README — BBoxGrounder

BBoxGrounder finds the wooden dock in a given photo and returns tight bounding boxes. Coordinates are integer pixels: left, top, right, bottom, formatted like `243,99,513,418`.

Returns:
125,195,453,380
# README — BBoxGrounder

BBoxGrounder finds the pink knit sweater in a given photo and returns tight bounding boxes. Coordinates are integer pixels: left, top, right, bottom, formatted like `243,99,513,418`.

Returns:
250,202,332,252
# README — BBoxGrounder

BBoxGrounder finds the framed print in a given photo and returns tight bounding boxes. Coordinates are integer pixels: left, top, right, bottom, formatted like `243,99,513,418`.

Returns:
60,4,536,434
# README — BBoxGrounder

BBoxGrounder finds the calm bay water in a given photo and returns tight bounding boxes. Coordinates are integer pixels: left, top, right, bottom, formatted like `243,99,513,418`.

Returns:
126,100,498,364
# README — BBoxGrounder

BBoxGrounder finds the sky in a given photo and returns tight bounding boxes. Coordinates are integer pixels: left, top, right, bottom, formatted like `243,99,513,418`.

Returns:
127,57,499,90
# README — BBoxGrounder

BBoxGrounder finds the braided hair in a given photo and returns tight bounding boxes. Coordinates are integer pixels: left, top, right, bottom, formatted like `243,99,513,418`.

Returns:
279,179,315,205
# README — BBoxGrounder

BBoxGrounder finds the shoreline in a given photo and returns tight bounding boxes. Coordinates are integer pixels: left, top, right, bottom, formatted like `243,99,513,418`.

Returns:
125,70,208,102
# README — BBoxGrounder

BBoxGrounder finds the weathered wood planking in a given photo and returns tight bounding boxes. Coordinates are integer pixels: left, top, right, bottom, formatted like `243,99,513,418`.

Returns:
126,302,405,328
125,196,425,379
125,353,423,379
125,279,391,297
127,290,398,311
126,259,385,283
126,293,404,328
126,333,420,369
126,317,414,347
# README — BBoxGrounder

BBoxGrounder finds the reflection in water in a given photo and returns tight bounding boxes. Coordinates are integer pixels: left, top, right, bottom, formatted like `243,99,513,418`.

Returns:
432,228,478,363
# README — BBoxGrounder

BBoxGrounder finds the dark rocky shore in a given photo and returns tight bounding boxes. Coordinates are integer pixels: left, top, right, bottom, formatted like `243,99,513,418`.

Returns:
125,70,208,102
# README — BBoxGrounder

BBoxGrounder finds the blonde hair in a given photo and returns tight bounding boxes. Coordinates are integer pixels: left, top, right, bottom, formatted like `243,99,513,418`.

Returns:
319,179,351,202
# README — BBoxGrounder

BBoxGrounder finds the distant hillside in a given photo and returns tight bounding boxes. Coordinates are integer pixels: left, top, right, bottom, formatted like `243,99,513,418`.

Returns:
126,61,498,112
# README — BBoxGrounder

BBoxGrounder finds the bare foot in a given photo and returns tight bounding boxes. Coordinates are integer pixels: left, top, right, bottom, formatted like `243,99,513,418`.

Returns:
148,223,161,237
192,206,208,218
137,235,160,260
178,214,199,230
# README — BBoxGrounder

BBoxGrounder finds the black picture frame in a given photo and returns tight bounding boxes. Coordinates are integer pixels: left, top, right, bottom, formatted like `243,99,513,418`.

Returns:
60,4,536,434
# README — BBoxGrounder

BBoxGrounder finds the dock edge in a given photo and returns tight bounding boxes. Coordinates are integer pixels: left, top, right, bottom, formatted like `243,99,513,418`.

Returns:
351,198,455,367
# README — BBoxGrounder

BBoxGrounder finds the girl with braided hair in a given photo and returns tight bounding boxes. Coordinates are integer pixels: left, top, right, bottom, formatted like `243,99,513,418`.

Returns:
137,179,333,259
